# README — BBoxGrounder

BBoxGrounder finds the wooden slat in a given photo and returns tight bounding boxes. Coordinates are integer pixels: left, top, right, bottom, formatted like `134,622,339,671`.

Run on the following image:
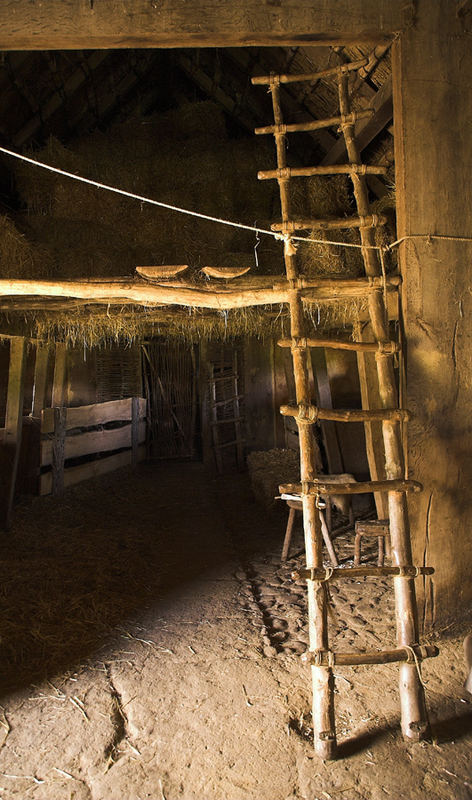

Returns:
40,444,146,496
41,397,146,434
0,2,409,50
41,421,146,466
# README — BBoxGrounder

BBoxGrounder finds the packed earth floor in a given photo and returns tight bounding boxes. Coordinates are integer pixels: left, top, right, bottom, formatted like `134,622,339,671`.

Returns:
0,462,470,800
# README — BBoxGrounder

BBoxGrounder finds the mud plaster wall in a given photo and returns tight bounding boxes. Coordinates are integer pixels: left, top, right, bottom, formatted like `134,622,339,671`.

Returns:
393,0,472,627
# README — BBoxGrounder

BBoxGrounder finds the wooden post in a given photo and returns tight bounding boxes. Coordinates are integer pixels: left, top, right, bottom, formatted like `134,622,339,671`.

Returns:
0,336,26,529
51,342,67,408
337,73,429,742
355,322,389,519
131,396,139,467
32,342,50,418
51,407,66,497
269,81,336,759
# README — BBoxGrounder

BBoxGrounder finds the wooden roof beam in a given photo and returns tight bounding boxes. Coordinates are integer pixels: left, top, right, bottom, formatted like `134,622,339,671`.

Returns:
0,1,413,50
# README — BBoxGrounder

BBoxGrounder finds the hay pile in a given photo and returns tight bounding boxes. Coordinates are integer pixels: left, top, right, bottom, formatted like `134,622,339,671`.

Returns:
12,102,279,279
0,213,53,279
3,100,290,342
1,98,394,343
247,448,300,508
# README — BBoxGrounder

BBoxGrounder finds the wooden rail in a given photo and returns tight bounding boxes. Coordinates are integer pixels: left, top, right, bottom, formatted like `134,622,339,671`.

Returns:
40,397,146,496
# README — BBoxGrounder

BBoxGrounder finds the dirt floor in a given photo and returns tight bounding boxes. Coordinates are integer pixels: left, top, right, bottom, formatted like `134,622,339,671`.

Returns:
0,462,470,800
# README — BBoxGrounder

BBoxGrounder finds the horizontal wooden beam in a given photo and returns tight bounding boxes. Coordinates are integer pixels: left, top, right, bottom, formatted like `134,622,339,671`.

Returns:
292,565,435,580
271,214,386,232
258,163,388,180
301,644,439,667
280,478,423,495
251,58,368,86
277,336,399,353
0,2,409,50
255,110,373,137
0,275,400,311
279,404,409,423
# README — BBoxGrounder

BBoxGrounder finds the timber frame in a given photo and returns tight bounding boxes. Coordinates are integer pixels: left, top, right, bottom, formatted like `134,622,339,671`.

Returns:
0,2,412,50
0,0,471,760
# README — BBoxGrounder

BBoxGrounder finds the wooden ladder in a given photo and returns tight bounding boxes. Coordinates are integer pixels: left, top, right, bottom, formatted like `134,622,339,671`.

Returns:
209,349,245,473
252,59,437,759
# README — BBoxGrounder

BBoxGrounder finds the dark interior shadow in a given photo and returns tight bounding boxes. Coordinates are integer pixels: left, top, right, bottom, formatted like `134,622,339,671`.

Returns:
0,462,279,697
431,709,472,744
337,722,397,757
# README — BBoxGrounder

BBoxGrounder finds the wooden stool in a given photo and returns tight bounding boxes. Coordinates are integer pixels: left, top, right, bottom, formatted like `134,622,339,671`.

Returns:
354,519,390,566
282,498,338,567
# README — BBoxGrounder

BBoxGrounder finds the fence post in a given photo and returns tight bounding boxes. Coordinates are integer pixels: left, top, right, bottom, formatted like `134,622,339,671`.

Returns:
131,396,139,467
52,407,67,496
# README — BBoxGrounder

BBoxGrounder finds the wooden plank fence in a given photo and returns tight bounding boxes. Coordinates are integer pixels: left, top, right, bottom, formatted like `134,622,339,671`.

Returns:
40,397,146,496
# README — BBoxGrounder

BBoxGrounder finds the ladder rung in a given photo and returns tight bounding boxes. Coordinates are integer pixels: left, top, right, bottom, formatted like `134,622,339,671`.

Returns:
279,404,410,423
279,479,423,496
254,109,373,136
215,438,246,450
210,373,239,382
258,164,388,181
211,395,244,408
300,645,439,668
292,566,434,581
277,337,399,354
251,58,368,87
271,214,386,233
210,416,244,426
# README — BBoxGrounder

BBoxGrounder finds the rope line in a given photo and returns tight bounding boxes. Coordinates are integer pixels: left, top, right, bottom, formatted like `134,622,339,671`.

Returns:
1,146,471,257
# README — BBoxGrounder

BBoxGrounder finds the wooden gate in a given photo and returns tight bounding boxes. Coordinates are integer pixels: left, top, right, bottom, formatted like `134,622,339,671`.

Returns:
142,340,198,459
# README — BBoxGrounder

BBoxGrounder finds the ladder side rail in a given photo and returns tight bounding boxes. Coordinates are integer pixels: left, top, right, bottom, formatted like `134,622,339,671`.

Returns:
337,72,429,742
269,80,336,760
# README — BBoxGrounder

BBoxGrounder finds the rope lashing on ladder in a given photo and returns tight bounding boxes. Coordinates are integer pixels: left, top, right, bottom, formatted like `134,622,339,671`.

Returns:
295,403,319,423
1,146,471,260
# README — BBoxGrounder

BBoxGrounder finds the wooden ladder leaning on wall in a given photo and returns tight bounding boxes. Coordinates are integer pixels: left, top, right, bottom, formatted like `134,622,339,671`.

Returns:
252,59,437,760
